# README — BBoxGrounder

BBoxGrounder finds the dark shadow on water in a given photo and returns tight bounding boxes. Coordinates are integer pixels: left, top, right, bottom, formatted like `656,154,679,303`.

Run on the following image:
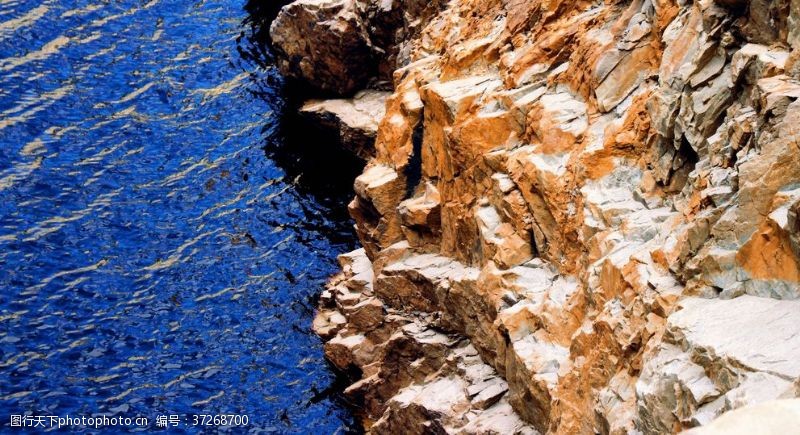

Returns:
240,0,285,65
270,111,364,216
238,2,367,432
241,0,365,249
237,0,365,253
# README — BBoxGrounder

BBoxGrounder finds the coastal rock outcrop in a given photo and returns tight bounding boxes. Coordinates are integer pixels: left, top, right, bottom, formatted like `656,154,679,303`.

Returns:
275,0,800,432
270,0,447,94
269,0,374,95
315,249,537,434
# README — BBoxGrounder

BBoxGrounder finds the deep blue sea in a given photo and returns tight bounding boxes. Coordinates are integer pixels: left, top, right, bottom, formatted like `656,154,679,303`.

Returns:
0,0,362,432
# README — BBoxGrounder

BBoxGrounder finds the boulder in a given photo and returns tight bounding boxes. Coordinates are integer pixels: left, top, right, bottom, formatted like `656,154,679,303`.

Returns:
270,0,375,95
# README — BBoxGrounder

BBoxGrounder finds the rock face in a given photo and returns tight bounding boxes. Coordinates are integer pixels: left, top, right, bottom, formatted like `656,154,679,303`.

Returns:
269,0,374,95
270,0,447,94
315,249,538,434
275,0,800,433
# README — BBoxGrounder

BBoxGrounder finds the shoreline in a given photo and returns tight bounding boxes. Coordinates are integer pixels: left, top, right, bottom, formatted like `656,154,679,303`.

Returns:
269,0,800,433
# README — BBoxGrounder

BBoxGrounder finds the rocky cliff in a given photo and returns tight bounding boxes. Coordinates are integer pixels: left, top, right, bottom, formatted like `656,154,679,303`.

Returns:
271,0,800,433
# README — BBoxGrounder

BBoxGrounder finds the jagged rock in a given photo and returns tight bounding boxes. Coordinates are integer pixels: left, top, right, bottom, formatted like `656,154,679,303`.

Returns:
350,164,407,258
637,296,800,432
398,182,442,248
272,0,800,432
315,249,537,434
313,309,347,339
361,0,447,81
300,90,389,159
527,91,588,153
270,0,449,94
270,0,374,95
595,44,655,112
731,44,790,85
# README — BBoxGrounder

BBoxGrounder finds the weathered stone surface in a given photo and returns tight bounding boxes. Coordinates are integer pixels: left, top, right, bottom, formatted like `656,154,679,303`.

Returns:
270,0,448,94
273,0,800,432
637,296,800,432
350,164,407,258
731,44,790,86
270,0,373,95
361,0,447,82
314,249,537,433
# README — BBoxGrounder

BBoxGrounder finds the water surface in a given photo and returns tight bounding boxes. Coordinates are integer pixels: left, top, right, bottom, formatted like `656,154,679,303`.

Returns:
0,0,361,431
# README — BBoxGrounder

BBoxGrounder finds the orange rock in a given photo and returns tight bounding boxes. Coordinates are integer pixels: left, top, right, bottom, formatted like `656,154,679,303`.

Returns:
273,0,800,432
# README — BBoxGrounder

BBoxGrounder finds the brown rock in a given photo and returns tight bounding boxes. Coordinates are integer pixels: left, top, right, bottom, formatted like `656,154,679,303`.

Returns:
281,0,800,432
270,0,374,95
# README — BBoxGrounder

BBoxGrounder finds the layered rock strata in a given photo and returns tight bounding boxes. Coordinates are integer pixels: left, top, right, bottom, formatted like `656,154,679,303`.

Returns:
272,0,800,433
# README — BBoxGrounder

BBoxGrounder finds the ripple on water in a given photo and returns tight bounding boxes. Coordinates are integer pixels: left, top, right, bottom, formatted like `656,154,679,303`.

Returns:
0,0,362,432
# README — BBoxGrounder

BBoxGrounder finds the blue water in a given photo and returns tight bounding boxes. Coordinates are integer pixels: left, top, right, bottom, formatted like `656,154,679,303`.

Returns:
0,0,361,432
